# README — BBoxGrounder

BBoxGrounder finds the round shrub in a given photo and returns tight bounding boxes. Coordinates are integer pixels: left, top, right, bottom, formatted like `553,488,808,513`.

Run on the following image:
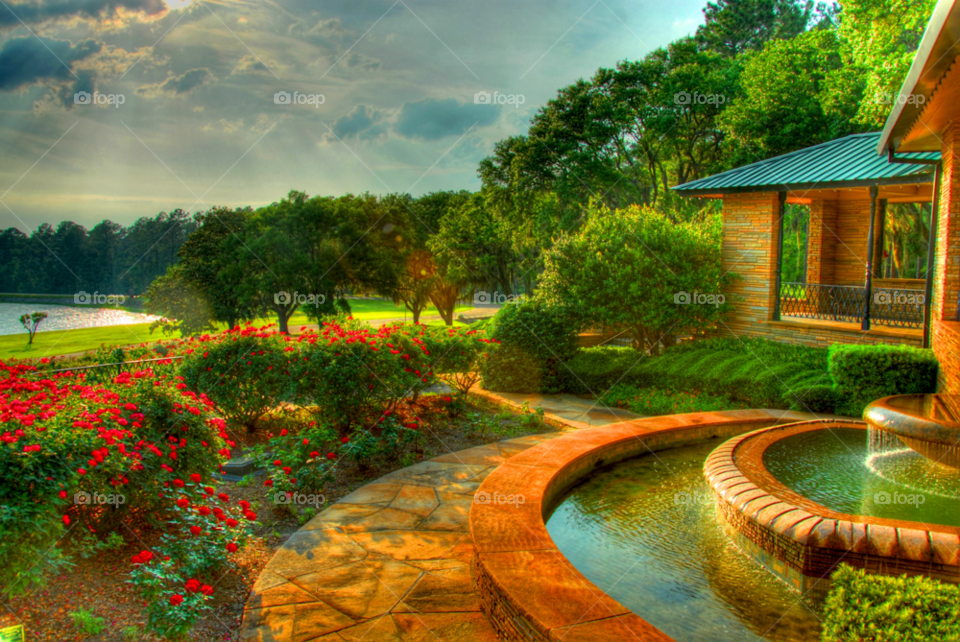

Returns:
558,346,645,395
481,300,581,393
178,327,297,431
828,344,939,416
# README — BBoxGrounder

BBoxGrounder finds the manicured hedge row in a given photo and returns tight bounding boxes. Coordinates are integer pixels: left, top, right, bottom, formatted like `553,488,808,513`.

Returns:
822,565,960,641
828,344,939,417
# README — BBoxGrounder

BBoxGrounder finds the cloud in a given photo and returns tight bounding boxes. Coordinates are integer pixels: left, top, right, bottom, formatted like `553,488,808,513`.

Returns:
287,17,347,47
0,0,166,27
393,98,499,141
136,67,214,96
0,36,102,92
330,104,382,139
232,54,271,74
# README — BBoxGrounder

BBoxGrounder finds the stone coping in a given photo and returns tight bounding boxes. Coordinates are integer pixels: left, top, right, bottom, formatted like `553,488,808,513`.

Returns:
469,408,802,642
705,420,960,582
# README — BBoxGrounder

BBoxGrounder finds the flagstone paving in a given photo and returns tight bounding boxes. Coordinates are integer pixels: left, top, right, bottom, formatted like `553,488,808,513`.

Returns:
240,389,842,642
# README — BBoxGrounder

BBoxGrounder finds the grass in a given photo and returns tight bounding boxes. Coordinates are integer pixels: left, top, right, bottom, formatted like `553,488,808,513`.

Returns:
0,299,472,361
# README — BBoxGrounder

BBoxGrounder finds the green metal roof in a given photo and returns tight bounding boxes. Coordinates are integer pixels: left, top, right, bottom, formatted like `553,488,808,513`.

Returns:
673,132,940,196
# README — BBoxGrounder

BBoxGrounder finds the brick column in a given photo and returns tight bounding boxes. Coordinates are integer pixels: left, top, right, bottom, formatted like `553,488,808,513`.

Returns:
932,121,960,393
718,192,781,338
806,199,838,285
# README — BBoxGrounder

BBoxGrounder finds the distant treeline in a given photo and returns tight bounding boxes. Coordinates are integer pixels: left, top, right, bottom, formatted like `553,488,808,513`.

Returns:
0,210,203,296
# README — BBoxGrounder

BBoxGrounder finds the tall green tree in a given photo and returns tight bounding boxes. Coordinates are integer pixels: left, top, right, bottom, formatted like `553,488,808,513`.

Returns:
837,0,937,126
696,0,812,56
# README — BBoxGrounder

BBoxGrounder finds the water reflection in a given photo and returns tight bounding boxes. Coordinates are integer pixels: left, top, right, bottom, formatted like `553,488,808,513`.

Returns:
546,441,822,642
0,303,159,336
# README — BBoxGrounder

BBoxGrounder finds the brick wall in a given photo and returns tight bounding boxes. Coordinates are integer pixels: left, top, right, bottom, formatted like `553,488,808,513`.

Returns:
931,122,960,394
832,199,873,286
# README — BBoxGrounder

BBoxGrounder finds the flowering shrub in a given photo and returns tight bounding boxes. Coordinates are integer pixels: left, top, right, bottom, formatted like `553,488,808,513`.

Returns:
128,481,255,638
250,422,340,505
177,327,298,432
427,326,495,399
0,358,233,611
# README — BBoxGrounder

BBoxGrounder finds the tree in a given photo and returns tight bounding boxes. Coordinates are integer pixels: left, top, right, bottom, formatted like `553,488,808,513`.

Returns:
237,191,396,333
719,29,867,164
143,265,216,336
836,0,937,126
538,204,736,354
696,0,812,57
176,206,256,329
19,312,47,345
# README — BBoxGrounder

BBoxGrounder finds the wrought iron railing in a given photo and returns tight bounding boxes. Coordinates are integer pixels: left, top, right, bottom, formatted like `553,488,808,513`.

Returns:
28,356,183,383
779,283,924,329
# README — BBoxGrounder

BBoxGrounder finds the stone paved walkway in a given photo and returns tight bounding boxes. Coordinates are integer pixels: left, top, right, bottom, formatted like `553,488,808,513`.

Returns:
240,431,565,641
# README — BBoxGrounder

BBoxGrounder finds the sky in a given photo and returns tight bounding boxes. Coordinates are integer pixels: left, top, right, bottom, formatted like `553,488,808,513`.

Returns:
0,0,706,230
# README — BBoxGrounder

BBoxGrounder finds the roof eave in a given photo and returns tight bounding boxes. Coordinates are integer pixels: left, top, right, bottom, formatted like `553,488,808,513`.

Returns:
877,0,960,155
672,172,936,197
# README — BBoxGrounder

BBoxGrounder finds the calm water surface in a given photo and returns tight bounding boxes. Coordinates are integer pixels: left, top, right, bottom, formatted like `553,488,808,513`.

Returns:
546,440,823,642
0,302,159,336
764,427,960,527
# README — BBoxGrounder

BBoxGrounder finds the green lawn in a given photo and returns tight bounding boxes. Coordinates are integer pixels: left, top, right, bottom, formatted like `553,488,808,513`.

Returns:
0,299,472,361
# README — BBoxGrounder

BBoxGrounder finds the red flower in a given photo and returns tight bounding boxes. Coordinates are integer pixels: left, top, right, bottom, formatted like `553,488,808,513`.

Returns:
226,542,238,553
280,429,288,436
244,511,257,521
131,554,142,564
172,479,184,488
239,500,250,510
190,473,202,483
198,506,211,516
309,451,319,458
62,514,70,526
217,493,229,502
264,479,274,487
58,490,67,499
302,438,309,445
170,594,184,606
200,584,214,596
140,550,153,561
190,526,202,536
185,578,200,593
273,460,282,466
327,452,336,460
341,436,349,444
177,497,190,508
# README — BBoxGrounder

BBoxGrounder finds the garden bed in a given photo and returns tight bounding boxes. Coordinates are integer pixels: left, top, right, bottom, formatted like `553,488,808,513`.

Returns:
0,393,554,641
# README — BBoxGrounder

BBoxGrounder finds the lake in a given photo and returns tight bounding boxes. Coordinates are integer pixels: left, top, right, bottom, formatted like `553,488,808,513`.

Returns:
0,302,160,336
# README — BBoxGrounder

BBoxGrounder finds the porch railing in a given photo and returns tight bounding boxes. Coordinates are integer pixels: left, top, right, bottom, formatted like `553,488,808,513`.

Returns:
779,283,924,329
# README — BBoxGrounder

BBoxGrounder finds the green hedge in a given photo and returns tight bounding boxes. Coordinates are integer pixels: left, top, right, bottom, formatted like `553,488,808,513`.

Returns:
559,346,646,395
480,301,581,394
828,344,938,416
625,337,830,409
822,565,960,641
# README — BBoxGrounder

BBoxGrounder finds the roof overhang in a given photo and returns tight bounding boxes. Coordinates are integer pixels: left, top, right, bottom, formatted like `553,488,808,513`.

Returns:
674,172,936,197
877,0,960,154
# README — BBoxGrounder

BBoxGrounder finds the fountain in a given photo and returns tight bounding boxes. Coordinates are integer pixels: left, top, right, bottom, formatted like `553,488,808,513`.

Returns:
864,394,960,469
702,395,960,596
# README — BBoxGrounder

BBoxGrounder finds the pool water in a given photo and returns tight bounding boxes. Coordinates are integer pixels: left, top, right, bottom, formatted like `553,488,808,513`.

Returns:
764,427,960,527
546,440,823,642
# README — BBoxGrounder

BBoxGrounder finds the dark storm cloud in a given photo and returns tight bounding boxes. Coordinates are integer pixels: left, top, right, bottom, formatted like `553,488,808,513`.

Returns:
394,98,500,141
0,36,101,91
0,0,166,27
331,104,381,138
